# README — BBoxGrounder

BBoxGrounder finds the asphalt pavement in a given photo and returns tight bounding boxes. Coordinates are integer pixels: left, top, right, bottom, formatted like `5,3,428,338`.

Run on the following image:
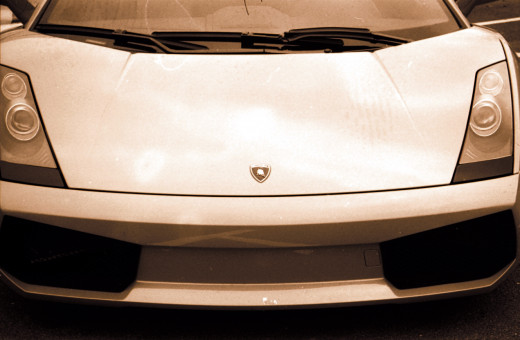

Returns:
1,1,520,339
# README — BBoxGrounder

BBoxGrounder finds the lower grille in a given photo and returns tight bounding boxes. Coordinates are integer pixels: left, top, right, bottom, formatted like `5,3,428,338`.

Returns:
380,210,517,289
0,216,141,292
138,245,382,284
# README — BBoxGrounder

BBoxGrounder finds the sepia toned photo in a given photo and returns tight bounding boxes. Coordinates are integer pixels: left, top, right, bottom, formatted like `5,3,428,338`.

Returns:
0,0,519,338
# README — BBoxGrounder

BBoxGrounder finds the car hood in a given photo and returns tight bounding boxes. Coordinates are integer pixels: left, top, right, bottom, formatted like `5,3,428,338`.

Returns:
1,28,506,195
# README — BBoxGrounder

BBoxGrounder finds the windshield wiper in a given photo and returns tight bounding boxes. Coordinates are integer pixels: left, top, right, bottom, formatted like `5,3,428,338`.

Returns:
241,32,355,52
105,27,409,53
152,30,392,52
284,27,410,46
34,24,208,52
152,31,243,41
239,27,409,52
152,31,292,53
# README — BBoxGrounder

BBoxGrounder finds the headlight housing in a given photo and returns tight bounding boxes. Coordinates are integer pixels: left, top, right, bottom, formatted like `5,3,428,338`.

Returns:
453,61,514,183
0,65,65,187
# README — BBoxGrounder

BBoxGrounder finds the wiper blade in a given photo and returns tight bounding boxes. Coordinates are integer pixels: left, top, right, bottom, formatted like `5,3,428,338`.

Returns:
154,31,291,48
35,24,208,52
152,31,293,53
132,28,407,53
284,27,410,46
152,31,243,41
153,31,286,48
241,32,350,52
239,28,408,52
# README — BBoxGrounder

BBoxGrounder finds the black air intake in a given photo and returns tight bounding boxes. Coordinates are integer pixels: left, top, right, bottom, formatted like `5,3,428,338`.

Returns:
380,210,517,289
0,216,141,292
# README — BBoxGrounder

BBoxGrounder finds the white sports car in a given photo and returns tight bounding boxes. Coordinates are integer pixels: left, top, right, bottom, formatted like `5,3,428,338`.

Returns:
0,0,518,308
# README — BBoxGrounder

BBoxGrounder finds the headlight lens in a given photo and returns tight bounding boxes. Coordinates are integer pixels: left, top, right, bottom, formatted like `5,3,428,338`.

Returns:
469,98,501,137
479,70,504,96
0,65,65,187
6,103,40,141
453,61,513,183
2,73,27,99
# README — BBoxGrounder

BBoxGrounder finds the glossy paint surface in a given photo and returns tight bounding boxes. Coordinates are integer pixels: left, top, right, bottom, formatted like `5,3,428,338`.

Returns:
0,27,506,195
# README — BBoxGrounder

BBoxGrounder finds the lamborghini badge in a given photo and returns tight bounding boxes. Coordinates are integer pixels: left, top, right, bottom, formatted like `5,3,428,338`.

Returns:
250,164,271,183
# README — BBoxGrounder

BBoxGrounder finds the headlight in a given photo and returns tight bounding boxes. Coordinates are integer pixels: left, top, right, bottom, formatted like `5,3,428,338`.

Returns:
2,73,27,99
453,61,513,183
0,65,65,187
6,103,40,141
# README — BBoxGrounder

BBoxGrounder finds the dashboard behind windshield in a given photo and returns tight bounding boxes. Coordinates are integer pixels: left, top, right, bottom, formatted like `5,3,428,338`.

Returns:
39,0,460,40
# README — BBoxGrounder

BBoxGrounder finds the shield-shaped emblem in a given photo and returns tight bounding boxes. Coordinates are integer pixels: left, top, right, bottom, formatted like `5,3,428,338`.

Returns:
250,164,271,183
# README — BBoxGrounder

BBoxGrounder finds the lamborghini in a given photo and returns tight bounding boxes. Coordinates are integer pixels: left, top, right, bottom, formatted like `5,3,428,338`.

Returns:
0,0,518,308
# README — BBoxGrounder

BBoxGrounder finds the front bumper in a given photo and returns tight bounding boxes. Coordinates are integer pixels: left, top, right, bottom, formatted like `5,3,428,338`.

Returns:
0,175,519,308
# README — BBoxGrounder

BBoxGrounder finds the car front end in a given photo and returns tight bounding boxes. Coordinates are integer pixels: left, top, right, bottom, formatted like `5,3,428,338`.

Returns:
0,0,519,308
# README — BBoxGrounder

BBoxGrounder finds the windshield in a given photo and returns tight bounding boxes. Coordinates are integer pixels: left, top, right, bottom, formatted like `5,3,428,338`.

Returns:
39,0,459,40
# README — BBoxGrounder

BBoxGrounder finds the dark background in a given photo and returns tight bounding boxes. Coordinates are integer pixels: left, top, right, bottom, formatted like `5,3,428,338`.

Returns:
468,0,520,52
1,0,520,338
